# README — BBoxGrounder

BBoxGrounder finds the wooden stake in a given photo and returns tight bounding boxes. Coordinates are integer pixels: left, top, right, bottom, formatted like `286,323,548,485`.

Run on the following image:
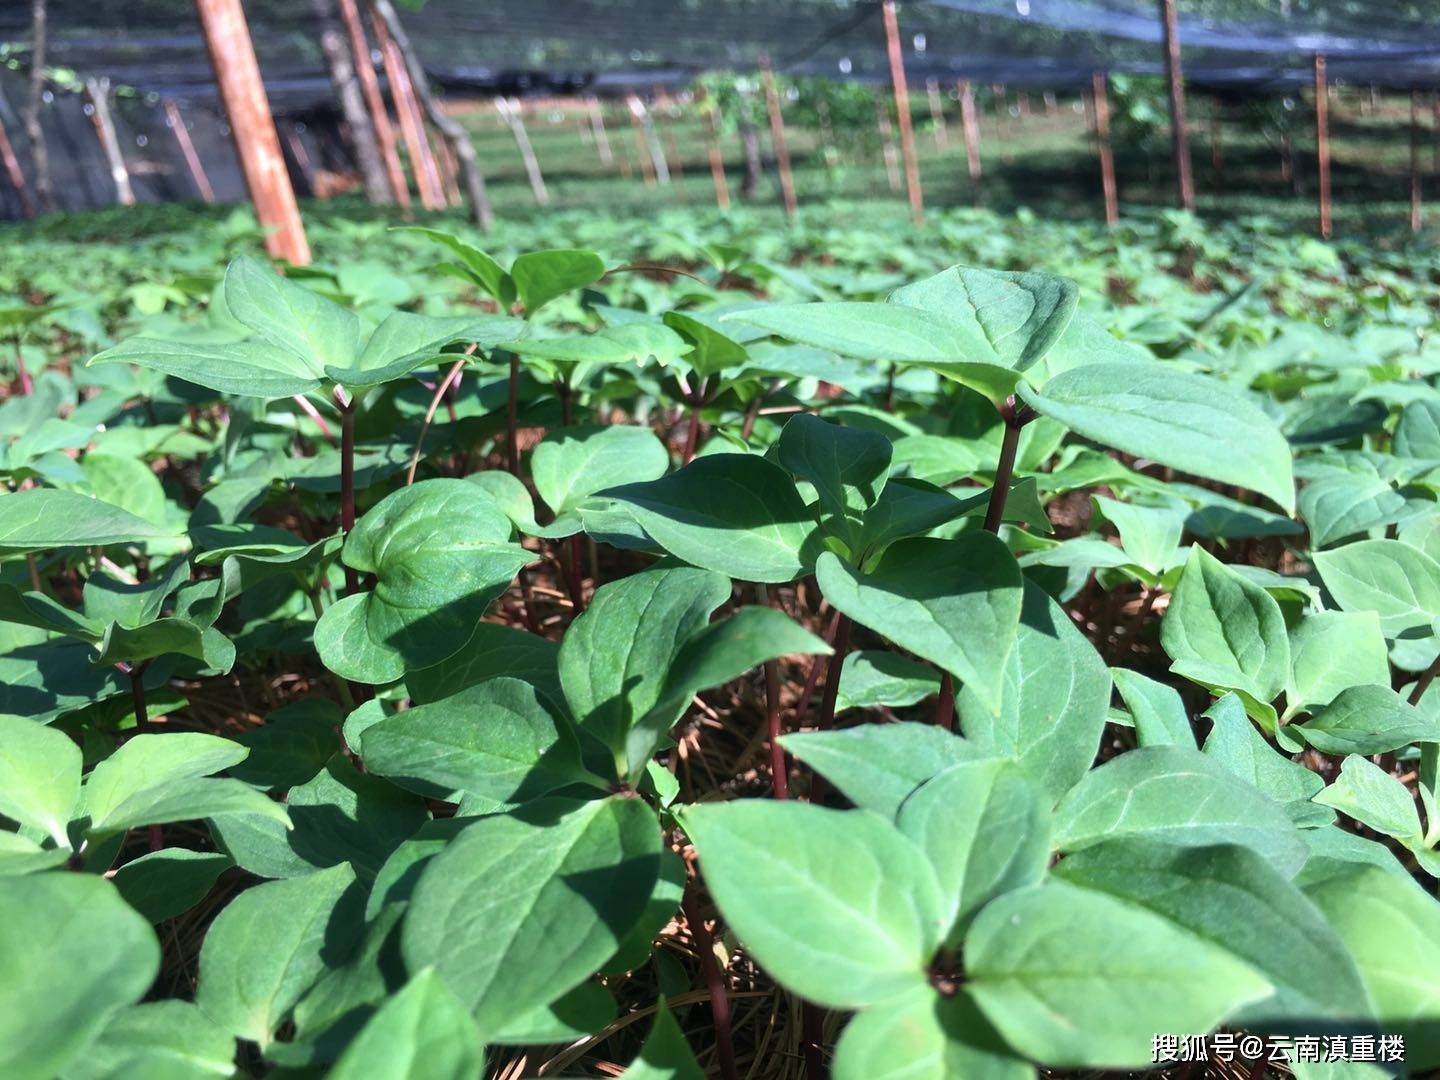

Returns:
373,10,443,210
700,87,731,210
653,88,686,194
586,95,613,166
164,99,214,202
1158,0,1195,210
1411,88,1422,234
336,0,408,207
759,56,797,219
1314,53,1331,239
926,77,948,147
196,0,309,264
0,105,35,217
1092,71,1118,226
83,77,135,206
958,78,981,180
625,94,667,186
497,97,550,204
881,0,923,224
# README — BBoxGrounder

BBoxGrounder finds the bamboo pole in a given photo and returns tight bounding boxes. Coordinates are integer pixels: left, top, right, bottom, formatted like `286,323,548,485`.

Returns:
370,0,492,229
0,106,35,217
195,0,309,264
881,0,923,224
336,0,408,207
498,97,550,204
24,0,51,210
1158,0,1195,210
83,77,135,206
926,77,948,147
314,0,387,204
586,95,613,166
164,99,214,202
958,78,981,180
876,93,901,193
373,11,444,210
1314,53,1331,239
700,88,731,211
1411,88,1422,234
1092,71,1118,226
759,56,797,219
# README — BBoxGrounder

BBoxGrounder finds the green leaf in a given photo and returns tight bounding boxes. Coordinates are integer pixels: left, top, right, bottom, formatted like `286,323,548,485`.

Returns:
0,488,177,556
407,621,561,707
625,606,829,777
1112,667,1194,747
112,848,234,923
1314,539,1440,640
196,863,365,1047
1296,683,1440,755
1394,398,1440,460
327,311,526,390
329,968,483,1080
833,988,1032,1080
663,311,748,377
965,880,1272,1068
231,699,343,790
956,579,1110,800
510,249,606,313
0,715,81,846
1093,495,1183,577
398,226,514,306
1201,694,1329,828
532,424,669,527
1161,546,1290,730
1053,745,1308,875
361,677,592,804
897,759,1052,944
1300,470,1410,549
503,322,691,367
1019,364,1295,512
616,1002,705,1080
60,1000,235,1080
224,255,358,373
559,563,730,771
0,872,160,1080
88,338,325,397
401,797,660,1036
777,414,892,547
818,534,1023,716
681,801,947,1009
315,479,529,683
1313,755,1423,840
1303,866,1440,1069
836,650,941,713
851,478,987,562
780,722,986,819
493,980,618,1045
606,454,819,583
1286,610,1391,717
1055,838,1371,1026
83,732,247,829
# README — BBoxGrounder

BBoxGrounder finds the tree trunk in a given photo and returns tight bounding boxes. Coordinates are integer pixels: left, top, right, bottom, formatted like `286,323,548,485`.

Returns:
370,0,493,230
24,0,51,210
312,0,389,204
739,116,762,199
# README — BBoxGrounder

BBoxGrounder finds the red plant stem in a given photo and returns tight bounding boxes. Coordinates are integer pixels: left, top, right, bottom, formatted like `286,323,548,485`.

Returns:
683,378,708,463
935,672,954,730
291,393,336,445
793,610,842,729
683,884,739,1080
15,341,32,395
558,373,573,426
506,350,521,476
765,657,788,799
565,533,587,614
339,396,359,596
121,661,162,851
983,397,1025,534
1409,653,1440,706
407,358,466,485
26,553,42,593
